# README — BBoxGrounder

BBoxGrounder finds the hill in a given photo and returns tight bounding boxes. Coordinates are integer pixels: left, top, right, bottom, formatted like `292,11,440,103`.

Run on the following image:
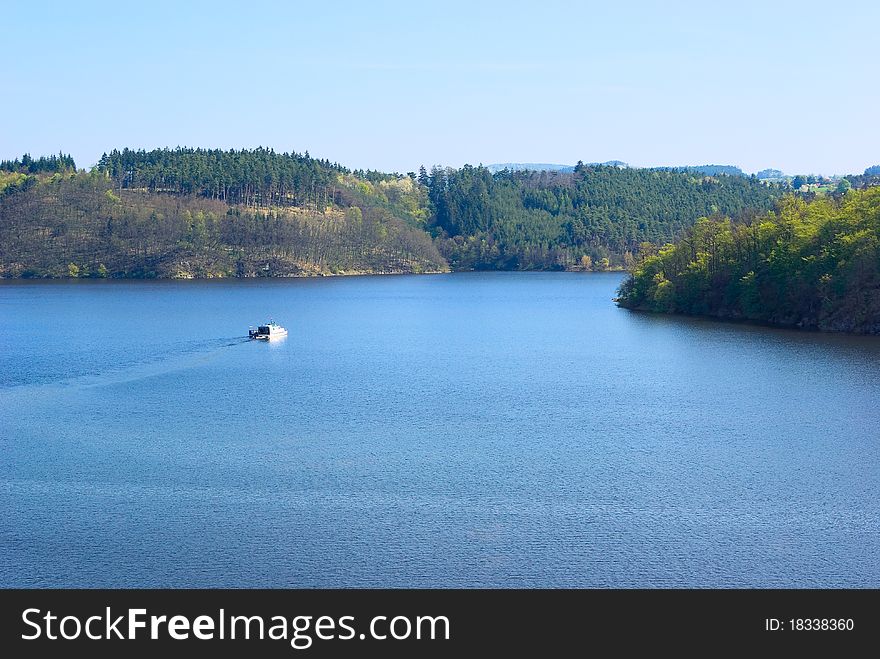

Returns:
756,169,785,179
0,150,446,278
1,148,787,278
485,161,629,174
486,163,575,173
658,164,745,177
423,163,782,270
616,188,880,334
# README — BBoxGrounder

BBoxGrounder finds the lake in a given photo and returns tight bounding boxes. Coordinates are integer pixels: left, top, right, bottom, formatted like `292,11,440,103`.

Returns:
1,272,878,587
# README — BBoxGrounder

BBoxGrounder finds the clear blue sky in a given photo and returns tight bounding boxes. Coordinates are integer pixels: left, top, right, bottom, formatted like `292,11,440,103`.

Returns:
2,0,877,175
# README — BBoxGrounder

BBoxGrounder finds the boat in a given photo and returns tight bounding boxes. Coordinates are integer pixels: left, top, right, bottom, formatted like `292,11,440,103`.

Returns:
249,322,288,340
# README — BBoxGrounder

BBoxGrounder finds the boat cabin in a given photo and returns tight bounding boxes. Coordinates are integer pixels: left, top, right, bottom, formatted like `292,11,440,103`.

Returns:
249,322,288,340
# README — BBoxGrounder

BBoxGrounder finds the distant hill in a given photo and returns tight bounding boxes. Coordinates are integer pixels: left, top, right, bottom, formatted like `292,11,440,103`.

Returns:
756,168,785,179
657,164,745,177
486,161,629,173
487,162,753,175
486,163,575,173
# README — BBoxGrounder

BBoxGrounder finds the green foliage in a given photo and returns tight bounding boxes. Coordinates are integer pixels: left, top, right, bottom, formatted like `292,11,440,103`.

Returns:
842,170,880,191
1,153,76,174
662,164,744,176
92,147,431,234
617,189,880,333
423,164,782,270
95,147,344,209
334,172,428,229
0,172,28,196
0,148,814,279
0,172,446,278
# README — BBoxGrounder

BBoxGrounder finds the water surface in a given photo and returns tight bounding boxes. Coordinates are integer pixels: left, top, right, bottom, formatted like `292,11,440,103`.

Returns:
1,273,878,587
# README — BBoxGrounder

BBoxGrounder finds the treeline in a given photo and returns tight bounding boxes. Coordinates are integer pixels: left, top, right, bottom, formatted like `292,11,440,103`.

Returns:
617,189,880,334
0,153,76,174
96,147,347,210
422,163,782,270
0,172,446,278
843,167,880,191
6,147,866,280
661,165,744,176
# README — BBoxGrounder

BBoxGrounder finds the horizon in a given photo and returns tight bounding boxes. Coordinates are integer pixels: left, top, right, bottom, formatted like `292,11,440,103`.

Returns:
2,0,877,176
3,148,872,178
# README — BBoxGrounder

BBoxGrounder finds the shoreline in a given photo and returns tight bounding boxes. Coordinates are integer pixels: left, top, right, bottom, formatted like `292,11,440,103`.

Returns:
617,303,880,337
0,267,630,281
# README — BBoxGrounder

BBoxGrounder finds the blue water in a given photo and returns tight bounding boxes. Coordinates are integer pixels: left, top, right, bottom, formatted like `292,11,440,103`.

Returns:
1,272,879,587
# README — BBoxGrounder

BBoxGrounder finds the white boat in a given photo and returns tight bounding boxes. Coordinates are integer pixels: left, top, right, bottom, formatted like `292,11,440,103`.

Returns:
249,322,288,340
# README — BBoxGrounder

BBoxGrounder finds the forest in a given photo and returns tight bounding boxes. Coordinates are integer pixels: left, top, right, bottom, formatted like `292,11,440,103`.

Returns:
0,166,445,279
422,163,782,269
96,147,345,210
616,188,880,334
1,152,77,174
0,147,856,281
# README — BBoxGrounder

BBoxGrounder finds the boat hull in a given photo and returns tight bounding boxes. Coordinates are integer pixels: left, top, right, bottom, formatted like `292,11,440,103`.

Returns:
249,330,288,340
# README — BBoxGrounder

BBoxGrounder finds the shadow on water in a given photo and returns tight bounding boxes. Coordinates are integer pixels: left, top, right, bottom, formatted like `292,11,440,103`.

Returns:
620,306,880,361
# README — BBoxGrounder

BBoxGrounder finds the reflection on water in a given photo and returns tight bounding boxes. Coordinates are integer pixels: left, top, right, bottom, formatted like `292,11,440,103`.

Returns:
1,273,878,587
622,307,880,383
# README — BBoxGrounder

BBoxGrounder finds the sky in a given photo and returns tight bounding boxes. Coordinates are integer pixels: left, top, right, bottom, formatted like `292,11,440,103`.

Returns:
2,0,877,175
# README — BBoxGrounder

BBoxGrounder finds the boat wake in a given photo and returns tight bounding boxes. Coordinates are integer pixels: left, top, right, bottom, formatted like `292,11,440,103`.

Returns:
0,336,251,395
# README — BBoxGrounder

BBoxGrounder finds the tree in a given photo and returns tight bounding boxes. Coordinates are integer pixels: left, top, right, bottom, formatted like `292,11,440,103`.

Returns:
426,163,780,270
836,178,852,195
0,159,447,279
617,188,880,333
